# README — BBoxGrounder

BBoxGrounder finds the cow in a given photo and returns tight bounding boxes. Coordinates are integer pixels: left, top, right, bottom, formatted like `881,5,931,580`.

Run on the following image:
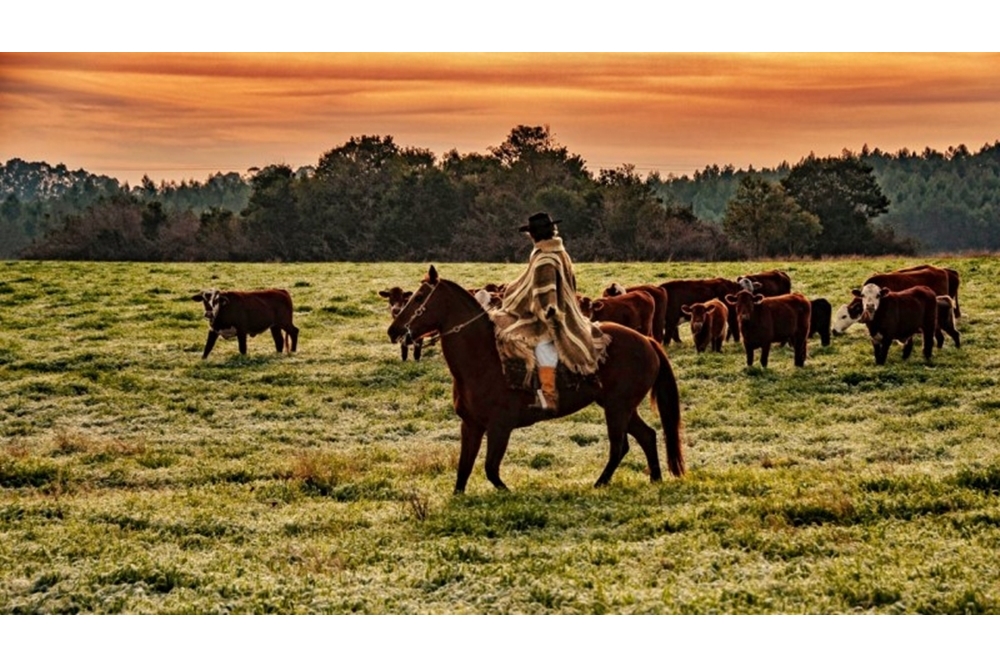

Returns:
679,299,728,353
379,287,424,361
809,298,832,347
659,277,741,345
863,266,950,308
602,283,669,344
735,269,792,297
724,290,811,367
895,264,961,318
194,289,298,359
833,293,959,349
852,284,938,364
578,291,656,338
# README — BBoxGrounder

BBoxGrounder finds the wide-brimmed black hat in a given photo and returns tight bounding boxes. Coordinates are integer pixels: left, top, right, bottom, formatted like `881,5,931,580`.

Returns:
518,212,562,234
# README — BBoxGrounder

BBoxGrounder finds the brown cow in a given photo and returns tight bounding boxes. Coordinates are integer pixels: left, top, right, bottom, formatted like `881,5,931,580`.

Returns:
379,287,425,361
895,264,961,318
735,269,792,297
680,299,728,353
724,290,811,367
863,266,950,307
195,289,298,359
853,284,937,364
578,291,656,338
602,283,668,344
659,278,741,345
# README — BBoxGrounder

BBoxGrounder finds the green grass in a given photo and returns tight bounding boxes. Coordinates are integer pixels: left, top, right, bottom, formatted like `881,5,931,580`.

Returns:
1,257,1000,613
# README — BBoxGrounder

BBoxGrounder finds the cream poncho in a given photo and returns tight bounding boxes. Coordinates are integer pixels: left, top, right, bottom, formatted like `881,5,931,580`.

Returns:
490,237,608,385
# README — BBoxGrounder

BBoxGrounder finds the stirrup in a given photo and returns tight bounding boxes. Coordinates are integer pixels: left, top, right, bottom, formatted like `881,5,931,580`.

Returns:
532,389,557,412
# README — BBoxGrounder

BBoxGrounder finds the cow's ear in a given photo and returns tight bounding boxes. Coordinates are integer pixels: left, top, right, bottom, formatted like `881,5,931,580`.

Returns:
680,305,692,315
403,291,413,300
192,293,206,301
724,294,737,305
880,287,890,297
378,290,390,298
592,302,605,313
427,265,439,285
752,281,763,291
753,294,764,304
851,289,862,297
219,296,229,307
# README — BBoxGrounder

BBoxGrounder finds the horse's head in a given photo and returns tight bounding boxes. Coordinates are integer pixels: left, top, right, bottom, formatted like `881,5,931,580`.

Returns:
387,265,445,345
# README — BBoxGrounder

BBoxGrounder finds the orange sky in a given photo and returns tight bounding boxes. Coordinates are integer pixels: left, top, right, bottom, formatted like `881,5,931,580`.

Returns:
3,53,1000,186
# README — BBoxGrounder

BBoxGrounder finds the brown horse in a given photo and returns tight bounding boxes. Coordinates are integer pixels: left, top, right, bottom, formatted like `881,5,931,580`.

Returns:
387,265,684,494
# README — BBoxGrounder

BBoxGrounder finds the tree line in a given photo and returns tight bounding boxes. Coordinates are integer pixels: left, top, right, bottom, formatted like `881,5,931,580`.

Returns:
4,128,1000,262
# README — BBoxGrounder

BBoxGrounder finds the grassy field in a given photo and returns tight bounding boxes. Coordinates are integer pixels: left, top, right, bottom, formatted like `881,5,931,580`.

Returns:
1,256,999,614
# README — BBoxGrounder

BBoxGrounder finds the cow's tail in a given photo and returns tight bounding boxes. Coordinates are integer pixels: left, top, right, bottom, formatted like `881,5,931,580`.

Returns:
650,342,685,477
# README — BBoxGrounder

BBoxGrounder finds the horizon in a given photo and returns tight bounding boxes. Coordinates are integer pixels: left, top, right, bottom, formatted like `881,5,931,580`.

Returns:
4,52,1000,187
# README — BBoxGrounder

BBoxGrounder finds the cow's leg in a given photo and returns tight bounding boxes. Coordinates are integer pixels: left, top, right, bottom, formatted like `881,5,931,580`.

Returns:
922,333,934,361
760,343,771,368
237,332,248,355
794,336,807,367
201,330,220,359
874,340,890,365
455,420,485,494
414,339,422,361
935,330,945,348
949,327,961,348
270,326,284,353
902,337,914,360
483,424,514,491
400,342,408,361
745,344,755,367
287,324,299,352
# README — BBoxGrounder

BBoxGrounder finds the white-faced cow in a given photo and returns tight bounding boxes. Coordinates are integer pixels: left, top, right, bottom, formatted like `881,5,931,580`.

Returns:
852,284,937,364
602,283,669,344
194,289,298,359
724,290,811,368
834,292,959,349
735,270,792,297
679,299,728,353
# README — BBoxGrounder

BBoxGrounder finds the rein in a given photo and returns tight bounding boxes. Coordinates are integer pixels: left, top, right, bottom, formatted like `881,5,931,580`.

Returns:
402,281,489,342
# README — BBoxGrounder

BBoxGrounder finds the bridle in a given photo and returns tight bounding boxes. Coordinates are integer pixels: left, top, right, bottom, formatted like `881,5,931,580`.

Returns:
400,280,489,342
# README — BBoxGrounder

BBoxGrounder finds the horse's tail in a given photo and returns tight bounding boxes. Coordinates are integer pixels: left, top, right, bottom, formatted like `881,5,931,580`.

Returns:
650,342,685,477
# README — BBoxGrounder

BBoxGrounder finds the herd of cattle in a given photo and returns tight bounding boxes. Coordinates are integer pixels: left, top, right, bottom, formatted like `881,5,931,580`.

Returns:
375,263,962,368
189,263,961,369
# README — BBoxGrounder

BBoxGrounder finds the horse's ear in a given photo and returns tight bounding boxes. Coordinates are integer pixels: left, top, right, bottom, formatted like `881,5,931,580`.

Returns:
428,265,439,284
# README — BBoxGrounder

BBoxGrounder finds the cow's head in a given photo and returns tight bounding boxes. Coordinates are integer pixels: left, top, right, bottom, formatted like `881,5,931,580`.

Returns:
192,289,219,321
724,290,762,323
602,282,627,298
832,297,864,335
681,303,709,334
378,287,414,318
577,296,594,319
736,276,763,293
853,284,888,323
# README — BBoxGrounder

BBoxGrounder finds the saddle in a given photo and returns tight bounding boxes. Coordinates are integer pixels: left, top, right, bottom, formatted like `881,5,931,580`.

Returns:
500,356,599,395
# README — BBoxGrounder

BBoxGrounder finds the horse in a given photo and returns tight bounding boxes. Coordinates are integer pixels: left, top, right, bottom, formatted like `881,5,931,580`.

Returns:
387,265,685,494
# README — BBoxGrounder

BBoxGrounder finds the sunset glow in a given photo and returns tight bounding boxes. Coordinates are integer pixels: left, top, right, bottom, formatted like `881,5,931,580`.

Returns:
3,52,999,186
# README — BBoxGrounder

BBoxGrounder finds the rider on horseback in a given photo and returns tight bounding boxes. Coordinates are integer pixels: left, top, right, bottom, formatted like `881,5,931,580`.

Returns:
493,212,606,412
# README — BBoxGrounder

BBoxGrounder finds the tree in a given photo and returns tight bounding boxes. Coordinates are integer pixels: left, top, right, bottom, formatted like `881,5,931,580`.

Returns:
781,154,889,256
723,174,820,257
